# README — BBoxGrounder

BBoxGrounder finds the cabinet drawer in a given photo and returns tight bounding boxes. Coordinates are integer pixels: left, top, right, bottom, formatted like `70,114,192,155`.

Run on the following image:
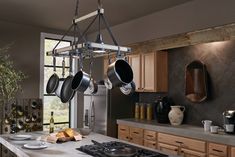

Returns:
118,125,129,134
208,143,227,157
181,148,206,157
158,133,206,152
158,142,178,155
130,138,143,146
144,140,157,149
144,130,157,141
231,147,235,157
130,127,143,139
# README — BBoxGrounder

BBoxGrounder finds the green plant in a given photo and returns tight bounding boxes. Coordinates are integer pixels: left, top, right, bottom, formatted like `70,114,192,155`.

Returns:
0,45,27,102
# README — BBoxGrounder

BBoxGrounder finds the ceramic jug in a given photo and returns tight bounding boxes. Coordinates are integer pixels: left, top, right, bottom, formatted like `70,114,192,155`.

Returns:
168,106,185,125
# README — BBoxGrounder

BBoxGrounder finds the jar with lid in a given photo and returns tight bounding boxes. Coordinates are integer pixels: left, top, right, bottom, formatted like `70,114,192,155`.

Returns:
140,103,146,120
134,103,140,119
146,103,153,120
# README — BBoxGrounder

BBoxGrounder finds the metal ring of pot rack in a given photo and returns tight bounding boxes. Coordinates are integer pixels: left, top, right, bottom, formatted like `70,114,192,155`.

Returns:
46,0,131,60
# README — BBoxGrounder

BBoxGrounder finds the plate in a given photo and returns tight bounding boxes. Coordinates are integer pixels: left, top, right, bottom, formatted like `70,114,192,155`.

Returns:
23,142,48,150
9,135,32,141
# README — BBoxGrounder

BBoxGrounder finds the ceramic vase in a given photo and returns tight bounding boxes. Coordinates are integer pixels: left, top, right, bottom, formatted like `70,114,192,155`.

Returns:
168,106,185,125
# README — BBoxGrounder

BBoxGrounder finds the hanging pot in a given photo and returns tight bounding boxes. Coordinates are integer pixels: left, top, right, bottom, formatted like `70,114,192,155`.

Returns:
72,52,90,93
88,56,98,94
104,77,113,90
55,58,66,98
120,81,136,95
61,55,75,103
107,59,133,87
46,56,59,94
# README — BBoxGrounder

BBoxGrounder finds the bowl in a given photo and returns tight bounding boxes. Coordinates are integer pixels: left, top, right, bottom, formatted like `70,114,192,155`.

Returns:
79,128,92,136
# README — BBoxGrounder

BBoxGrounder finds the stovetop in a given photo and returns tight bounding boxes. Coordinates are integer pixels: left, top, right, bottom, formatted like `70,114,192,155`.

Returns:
77,141,168,157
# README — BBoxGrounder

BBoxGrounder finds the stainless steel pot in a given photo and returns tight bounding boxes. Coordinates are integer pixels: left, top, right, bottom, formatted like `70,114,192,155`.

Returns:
71,53,90,92
55,78,65,98
120,81,136,95
107,59,133,87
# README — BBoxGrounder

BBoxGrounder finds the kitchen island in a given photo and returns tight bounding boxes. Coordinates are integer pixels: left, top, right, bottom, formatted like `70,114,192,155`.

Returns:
0,131,173,157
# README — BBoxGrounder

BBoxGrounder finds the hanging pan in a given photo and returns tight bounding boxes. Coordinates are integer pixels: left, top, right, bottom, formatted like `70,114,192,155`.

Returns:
107,57,133,87
55,58,66,98
88,53,98,94
46,56,59,94
60,55,75,103
72,52,90,93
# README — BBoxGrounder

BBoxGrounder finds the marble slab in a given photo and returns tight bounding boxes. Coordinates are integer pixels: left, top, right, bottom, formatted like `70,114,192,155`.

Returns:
117,118,235,146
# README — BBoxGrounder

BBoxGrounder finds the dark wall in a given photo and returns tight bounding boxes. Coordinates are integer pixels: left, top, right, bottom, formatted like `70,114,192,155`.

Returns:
140,40,235,126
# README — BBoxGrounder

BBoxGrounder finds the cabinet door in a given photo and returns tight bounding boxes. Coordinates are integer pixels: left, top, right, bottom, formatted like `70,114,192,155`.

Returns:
208,143,227,157
181,148,206,157
142,52,156,92
231,147,235,157
158,143,178,155
144,130,157,141
130,137,143,146
118,125,129,142
128,54,142,91
144,140,157,149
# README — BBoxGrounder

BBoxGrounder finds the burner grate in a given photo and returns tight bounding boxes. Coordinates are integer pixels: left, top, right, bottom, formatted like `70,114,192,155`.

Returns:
77,141,168,157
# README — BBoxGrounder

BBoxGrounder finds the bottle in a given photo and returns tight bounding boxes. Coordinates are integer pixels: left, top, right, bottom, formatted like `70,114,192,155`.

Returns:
49,111,54,133
146,104,153,120
134,103,140,119
140,103,146,120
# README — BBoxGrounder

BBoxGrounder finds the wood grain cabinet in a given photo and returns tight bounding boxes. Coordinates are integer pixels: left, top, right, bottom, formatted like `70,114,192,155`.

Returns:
118,125,130,142
144,130,157,149
208,143,228,157
158,133,206,157
128,51,168,92
231,147,235,157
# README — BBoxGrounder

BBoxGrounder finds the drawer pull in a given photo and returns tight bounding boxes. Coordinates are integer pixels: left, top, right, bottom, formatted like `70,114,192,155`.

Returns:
152,143,156,146
133,131,139,134
175,141,183,144
212,149,223,153
126,136,129,139
147,135,153,137
120,129,126,131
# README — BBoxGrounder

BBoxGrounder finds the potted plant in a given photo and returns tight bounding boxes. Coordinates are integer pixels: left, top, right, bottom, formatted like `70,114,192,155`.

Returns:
0,45,26,133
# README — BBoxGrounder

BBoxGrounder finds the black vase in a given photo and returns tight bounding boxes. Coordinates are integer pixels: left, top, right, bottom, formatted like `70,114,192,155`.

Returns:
154,96,172,123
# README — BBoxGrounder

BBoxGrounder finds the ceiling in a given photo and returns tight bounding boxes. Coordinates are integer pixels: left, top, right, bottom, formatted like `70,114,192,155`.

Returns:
0,0,190,33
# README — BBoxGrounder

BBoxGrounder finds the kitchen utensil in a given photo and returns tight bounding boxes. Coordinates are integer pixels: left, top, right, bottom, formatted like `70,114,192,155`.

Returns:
185,60,208,103
72,52,90,92
202,120,212,132
154,96,172,123
91,140,137,157
25,114,31,123
60,54,75,103
168,106,185,125
119,81,136,95
107,59,133,87
88,53,98,94
31,100,38,109
9,134,32,141
224,124,234,133
23,141,48,150
104,77,113,89
223,110,235,133
79,128,92,136
210,126,219,134
16,106,24,117
17,120,24,130
31,114,37,122
55,58,66,98
46,56,59,94
4,114,11,124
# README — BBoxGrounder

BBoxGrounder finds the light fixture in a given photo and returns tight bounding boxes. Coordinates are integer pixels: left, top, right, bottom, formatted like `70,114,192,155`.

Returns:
46,0,131,58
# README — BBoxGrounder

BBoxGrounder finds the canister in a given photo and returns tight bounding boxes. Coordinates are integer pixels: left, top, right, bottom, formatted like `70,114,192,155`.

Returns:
140,103,146,120
134,103,140,119
146,103,153,120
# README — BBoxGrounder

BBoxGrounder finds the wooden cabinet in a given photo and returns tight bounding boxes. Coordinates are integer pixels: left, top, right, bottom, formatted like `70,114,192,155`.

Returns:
158,133,206,157
143,130,157,149
208,143,228,157
231,147,235,157
128,51,168,92
118,125,130,142
129,127,143,145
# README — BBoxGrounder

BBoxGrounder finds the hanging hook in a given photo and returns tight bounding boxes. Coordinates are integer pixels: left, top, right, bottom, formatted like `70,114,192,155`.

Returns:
98,0,102,9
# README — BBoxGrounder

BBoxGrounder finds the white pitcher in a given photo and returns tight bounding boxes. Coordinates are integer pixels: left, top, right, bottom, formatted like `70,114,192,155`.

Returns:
168,106,185,125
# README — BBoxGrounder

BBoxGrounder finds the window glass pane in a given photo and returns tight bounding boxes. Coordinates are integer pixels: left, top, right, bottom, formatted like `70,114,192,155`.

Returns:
44,39,70,66
44,67,70,94
43,96,69,124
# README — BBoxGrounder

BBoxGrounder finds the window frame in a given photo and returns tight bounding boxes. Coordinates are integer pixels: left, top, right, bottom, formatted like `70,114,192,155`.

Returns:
40,32,78,129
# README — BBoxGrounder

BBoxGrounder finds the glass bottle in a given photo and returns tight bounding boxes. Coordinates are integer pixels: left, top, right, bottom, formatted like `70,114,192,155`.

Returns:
49,111,54,133
140,103,146,120
135,103,140,119
146,104,153,120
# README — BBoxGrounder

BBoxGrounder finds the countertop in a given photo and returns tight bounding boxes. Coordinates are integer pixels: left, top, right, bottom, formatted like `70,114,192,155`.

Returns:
117,118,235,146
0,131,176,157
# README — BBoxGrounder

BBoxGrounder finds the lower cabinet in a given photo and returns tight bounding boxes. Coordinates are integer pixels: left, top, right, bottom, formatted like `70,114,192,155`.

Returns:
208,143,228,157
158,142,178,155
231,147,235,157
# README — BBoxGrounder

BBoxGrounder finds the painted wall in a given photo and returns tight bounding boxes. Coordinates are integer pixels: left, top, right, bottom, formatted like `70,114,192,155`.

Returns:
0,20,62,99
140,40,235,126
88,0,235,45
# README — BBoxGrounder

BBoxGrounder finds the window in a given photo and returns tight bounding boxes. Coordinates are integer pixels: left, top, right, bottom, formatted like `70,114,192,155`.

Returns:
40,33,77,131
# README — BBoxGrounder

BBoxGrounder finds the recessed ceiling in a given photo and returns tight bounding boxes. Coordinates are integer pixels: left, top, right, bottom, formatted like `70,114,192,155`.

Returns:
0,0,191,33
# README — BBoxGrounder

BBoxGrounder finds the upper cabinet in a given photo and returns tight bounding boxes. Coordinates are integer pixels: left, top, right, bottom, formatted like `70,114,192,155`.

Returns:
128,51,168,92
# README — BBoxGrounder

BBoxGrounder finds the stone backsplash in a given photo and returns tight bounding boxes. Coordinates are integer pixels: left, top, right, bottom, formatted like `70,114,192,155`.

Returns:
139,40,235,126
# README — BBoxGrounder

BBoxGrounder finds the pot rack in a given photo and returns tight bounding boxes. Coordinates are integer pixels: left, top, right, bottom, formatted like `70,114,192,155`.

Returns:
46,0,131,59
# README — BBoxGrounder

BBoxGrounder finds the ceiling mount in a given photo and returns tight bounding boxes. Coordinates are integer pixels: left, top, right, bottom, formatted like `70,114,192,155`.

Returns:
47,0,131,58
